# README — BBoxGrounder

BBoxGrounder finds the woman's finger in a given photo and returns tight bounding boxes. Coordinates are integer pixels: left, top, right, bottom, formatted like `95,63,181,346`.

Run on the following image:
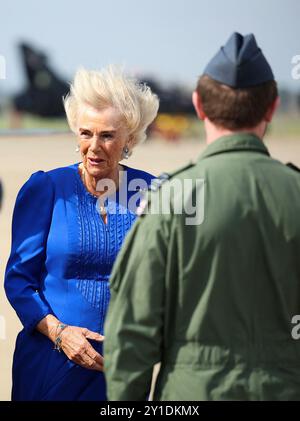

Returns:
83,329,105,342
79,351,103,371
85,344,104,366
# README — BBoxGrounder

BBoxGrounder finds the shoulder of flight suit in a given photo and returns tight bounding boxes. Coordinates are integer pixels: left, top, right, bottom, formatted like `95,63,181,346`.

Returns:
286,162,300,173
149,161,196,191
136,162,195,216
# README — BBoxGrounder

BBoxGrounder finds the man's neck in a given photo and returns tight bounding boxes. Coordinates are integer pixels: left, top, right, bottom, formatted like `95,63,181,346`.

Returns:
204,119,267,145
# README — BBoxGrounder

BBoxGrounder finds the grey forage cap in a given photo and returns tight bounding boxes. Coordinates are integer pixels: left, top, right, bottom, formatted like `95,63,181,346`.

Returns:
203,32,275,88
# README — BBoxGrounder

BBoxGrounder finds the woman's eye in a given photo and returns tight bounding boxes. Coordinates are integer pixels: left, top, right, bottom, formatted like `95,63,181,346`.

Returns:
102,133,113,140
80,131,91,138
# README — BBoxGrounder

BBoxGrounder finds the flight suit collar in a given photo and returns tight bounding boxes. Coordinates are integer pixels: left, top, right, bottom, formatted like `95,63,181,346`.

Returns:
198,133,270,161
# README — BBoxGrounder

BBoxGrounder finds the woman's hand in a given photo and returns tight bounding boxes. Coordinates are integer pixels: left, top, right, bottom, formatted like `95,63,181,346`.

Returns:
59,326,104,371
36,315,104,371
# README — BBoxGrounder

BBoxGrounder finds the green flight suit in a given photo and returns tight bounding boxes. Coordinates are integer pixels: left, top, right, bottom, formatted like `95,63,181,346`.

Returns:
104,133,300,401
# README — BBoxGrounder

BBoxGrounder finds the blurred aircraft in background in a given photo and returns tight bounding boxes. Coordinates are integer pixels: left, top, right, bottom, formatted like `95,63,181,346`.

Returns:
9,42,197,139
141,77,196,141
141,77,194,115
11,43,69,128
9,42,298,140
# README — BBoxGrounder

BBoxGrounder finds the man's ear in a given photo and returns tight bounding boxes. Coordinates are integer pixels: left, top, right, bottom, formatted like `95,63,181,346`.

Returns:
192,91,206,120
265,96,280,123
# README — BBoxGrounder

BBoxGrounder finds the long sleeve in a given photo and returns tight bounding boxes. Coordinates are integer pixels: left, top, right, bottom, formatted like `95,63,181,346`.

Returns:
4,171,55,333
104,210,170,401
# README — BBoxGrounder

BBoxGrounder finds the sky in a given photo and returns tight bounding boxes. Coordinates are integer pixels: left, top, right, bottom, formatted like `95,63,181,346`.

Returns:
0,0,300,93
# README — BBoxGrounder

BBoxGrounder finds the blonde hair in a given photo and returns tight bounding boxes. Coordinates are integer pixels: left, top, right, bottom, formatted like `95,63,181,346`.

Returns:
63,66,159,146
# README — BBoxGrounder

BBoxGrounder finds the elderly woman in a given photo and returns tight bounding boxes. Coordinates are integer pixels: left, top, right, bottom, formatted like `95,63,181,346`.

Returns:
5,67,159,401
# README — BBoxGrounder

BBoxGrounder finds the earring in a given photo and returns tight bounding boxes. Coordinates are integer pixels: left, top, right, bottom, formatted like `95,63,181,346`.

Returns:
122,146,130,160
75,145,80,153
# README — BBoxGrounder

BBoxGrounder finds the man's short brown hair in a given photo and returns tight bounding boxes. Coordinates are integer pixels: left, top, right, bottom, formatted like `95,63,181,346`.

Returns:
196,75,278,130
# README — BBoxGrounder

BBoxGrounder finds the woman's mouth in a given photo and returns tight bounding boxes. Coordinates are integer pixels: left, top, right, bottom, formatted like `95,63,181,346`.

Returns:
88,157,105,166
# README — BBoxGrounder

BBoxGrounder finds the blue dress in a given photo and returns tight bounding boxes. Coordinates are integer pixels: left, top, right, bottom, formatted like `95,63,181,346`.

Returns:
4,163,154,401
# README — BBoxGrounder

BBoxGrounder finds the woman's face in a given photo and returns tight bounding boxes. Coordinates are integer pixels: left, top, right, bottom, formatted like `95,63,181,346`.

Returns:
77,105,130,180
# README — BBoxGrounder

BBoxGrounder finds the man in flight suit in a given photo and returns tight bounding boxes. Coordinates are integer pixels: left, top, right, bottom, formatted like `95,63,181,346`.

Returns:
104,32,300,400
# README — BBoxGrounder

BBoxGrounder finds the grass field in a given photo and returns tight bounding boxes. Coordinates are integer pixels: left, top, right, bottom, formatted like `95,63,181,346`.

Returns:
1,111,300,138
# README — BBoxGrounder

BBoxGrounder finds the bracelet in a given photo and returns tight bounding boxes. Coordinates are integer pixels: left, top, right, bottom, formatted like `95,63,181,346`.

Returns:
54,336,63,352
53,323,68,352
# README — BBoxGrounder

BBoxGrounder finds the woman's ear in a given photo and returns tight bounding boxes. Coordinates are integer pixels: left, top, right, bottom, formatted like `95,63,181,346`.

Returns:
265,96,280,123
192,91,206,120
127,134,134,149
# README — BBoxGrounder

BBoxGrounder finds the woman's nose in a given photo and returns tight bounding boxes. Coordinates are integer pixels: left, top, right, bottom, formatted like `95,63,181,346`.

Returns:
89,136,102,151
